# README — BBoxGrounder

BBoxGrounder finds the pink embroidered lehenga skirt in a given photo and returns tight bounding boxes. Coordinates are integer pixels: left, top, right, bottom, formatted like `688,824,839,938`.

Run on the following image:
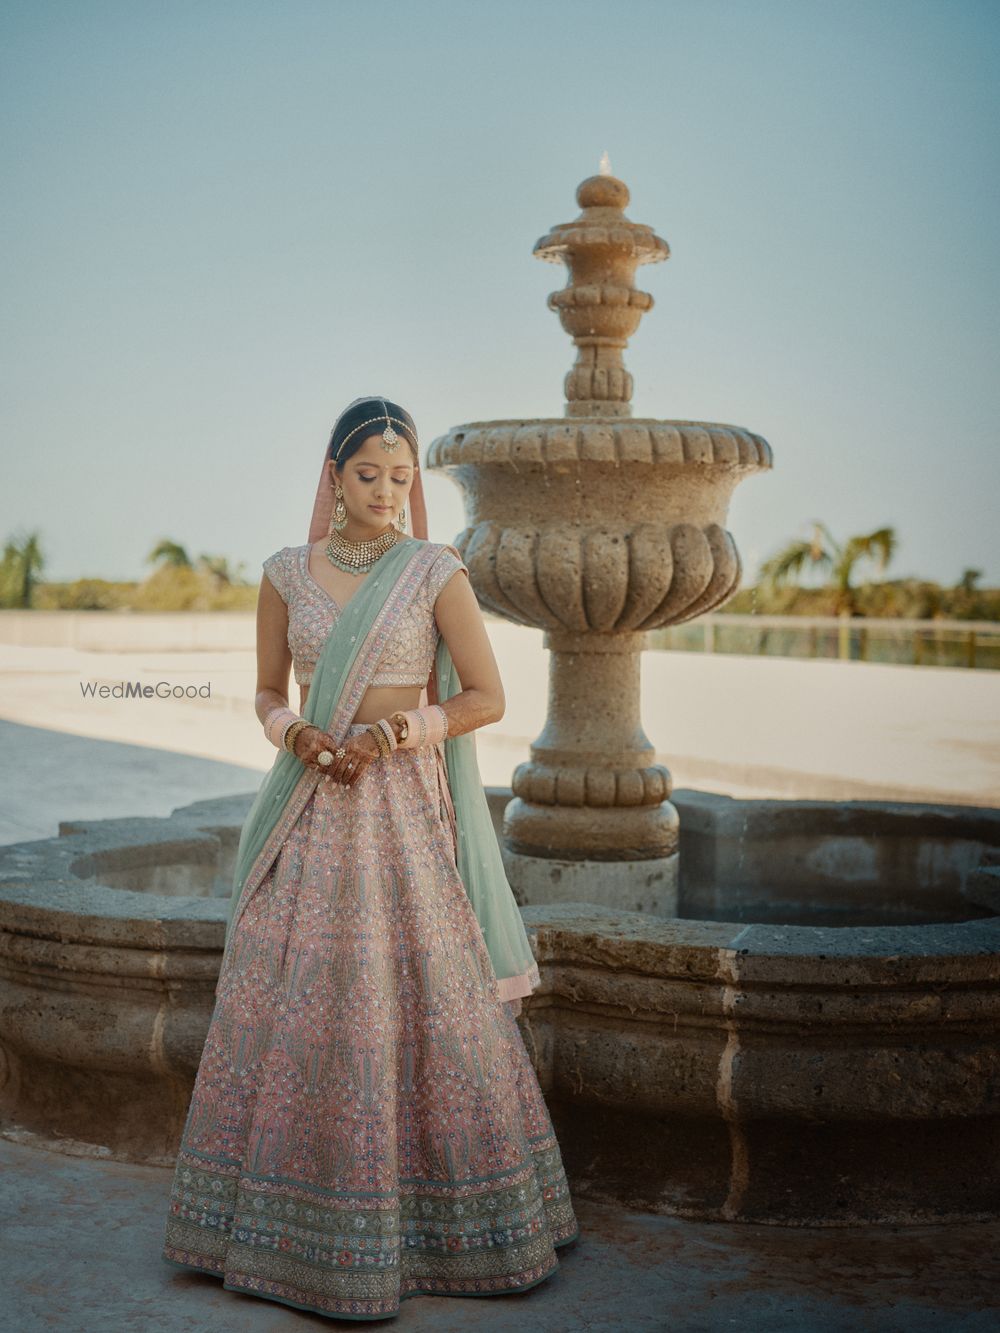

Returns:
161,721,579,1319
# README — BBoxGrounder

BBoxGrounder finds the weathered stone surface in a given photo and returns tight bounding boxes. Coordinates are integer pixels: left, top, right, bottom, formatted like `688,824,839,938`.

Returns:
519,902,1000,1222
501,847,678,917
0,802,240,1165
676,789,1000,925
2,791,997,1225
8,1135,998,1332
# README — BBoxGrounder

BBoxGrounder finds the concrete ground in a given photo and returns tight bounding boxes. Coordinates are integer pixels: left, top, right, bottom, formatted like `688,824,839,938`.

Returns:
1,1134,997,1332
0,716,260,845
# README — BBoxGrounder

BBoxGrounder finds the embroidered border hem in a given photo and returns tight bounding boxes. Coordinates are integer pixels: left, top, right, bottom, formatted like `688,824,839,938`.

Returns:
163,1136,578,1320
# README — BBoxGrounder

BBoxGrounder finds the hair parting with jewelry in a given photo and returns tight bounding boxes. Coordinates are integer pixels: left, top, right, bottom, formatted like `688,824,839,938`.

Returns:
328,398,419,471
325,396,420,551
308,395,429,548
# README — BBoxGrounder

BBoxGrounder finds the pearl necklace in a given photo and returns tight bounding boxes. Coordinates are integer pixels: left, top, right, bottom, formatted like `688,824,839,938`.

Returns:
324,524,399,573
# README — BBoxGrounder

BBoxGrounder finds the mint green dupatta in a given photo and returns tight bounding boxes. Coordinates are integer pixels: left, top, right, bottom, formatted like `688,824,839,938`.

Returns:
432,635,540,1002
224,538,540,1004
225,539,436,949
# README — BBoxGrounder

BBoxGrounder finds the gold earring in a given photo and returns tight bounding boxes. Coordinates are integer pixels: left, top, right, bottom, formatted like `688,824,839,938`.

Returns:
396,503,407,533
329,483,348,533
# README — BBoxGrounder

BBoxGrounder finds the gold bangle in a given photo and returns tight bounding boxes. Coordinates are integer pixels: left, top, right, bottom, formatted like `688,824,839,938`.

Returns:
375,717,398,752
284,719,310,753
389,710,409,742
367,722,391,757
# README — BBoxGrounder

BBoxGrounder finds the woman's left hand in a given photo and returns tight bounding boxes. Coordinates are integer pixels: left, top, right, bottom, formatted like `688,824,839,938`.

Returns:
321,730,382,787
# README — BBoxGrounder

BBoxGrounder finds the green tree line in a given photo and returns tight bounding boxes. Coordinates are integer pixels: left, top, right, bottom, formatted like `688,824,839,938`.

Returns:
0,522,997,619
0,532,256,611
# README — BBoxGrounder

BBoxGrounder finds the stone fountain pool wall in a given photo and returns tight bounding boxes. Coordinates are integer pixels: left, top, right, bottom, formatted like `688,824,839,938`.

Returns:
0,790,997,1225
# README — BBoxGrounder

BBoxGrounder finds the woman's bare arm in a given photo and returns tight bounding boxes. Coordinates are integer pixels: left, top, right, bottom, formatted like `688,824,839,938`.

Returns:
429,567,505,740
255,574,293,725
254,572,378,774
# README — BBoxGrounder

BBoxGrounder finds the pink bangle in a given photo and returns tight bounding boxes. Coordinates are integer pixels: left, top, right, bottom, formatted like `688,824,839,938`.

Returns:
398,705,448,749
264,706,297,748
424,704,447,746
397,709,424,749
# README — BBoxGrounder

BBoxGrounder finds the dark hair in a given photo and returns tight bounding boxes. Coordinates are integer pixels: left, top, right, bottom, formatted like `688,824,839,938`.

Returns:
328,398,419,472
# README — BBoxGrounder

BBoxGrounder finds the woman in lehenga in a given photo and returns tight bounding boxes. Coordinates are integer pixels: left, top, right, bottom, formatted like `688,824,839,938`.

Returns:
161,395,579,1319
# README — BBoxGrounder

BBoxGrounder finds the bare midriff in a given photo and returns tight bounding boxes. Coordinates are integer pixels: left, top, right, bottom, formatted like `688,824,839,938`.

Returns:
300,682,425,726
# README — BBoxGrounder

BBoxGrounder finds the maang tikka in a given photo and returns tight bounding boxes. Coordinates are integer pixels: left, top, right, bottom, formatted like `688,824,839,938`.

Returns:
328,399,412,538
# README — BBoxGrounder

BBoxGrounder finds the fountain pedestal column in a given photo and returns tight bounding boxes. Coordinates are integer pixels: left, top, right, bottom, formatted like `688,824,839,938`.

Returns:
503,629,678,914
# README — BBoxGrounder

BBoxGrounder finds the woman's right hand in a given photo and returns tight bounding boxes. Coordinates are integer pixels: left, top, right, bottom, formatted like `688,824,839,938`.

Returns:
292,725,379,787
292,725,337,774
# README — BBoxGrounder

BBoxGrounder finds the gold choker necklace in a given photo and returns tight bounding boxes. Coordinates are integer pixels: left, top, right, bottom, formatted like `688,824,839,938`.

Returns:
325,524,399,573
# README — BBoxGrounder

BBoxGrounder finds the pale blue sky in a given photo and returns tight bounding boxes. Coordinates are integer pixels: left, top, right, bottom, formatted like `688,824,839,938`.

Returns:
2,0,997,586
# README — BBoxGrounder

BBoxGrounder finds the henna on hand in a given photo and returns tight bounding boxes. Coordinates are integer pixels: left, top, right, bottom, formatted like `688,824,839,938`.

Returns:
293,725,382,787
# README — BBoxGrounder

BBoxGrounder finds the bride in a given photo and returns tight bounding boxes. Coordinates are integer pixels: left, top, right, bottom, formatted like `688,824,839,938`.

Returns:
161,395,579,1320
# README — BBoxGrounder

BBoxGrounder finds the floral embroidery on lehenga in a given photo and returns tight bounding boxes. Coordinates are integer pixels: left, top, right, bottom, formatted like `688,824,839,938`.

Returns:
161,540,579,1319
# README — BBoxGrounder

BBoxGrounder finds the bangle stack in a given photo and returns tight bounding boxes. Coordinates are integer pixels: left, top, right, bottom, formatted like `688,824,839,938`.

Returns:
283,719,310,753
265,702,449,761
366,706,449,757
366,717,398,758
262,705,313,755
264,705,299,749
396,704,449,749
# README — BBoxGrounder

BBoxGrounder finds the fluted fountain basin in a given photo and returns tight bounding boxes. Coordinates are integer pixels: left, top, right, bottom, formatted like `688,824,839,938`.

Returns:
427,417,772,631
0,791,997,1226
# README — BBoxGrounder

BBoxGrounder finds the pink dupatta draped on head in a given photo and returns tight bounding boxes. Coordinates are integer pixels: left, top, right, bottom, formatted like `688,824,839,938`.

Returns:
306,395,429,547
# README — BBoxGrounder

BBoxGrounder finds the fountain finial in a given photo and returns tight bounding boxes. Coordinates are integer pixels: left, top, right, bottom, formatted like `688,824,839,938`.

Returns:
534,173,669,417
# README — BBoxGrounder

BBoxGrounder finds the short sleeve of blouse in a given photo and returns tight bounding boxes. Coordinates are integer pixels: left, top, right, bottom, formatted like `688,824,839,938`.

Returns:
262,547,293,604
426,545,469,605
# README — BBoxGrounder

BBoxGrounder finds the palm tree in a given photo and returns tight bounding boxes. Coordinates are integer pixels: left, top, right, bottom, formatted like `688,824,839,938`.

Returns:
758,521,897,615
147,540,192,569
20,532,44,606
0,531,45,608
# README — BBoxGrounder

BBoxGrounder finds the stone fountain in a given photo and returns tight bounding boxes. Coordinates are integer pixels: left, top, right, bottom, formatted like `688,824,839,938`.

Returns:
0,170,997,1227
426,169,772,915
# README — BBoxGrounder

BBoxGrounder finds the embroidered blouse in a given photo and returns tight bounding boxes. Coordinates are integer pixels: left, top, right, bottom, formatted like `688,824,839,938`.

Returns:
261,541,469,688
